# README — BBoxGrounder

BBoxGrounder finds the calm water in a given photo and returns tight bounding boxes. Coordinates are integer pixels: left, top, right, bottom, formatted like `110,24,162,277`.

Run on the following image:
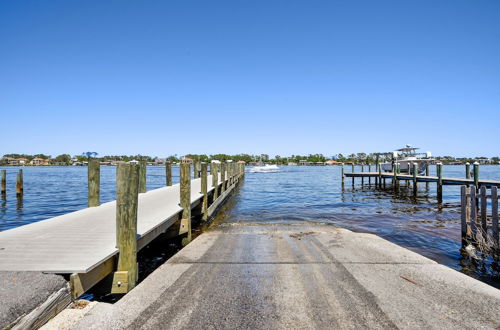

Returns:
1,165,499,287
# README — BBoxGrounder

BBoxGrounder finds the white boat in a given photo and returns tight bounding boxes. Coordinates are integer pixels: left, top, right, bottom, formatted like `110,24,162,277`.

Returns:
380,145,433,174
249,164,280,173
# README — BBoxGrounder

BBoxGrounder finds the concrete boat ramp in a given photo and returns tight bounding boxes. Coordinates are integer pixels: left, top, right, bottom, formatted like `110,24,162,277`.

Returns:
49,223,500,330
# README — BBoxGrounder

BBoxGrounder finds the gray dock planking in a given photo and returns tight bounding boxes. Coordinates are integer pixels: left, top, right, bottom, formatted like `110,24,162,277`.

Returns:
345,172,500,187
0,174,225,273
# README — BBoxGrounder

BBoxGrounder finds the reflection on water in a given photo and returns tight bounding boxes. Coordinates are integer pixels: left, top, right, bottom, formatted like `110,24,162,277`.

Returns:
0,165,499,288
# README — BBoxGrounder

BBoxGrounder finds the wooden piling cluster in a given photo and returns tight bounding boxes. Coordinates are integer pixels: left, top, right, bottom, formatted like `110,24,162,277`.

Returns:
75,159,246,296
461,185,499,250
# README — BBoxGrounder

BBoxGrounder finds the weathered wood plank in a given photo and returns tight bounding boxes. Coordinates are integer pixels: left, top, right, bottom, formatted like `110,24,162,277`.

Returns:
88,160,100,207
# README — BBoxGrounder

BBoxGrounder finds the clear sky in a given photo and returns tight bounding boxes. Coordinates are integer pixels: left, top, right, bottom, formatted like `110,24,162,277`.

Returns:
1,0,499,158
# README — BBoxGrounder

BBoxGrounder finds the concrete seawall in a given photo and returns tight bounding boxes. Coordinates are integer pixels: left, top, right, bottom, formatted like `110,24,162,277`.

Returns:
49,223,500,329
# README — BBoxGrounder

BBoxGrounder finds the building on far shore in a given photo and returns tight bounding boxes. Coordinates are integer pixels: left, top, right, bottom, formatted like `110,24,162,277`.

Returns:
30,158,50,166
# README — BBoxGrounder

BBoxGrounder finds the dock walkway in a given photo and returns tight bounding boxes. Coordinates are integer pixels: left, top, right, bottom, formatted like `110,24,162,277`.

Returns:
61,223,500,330
0,174,223,273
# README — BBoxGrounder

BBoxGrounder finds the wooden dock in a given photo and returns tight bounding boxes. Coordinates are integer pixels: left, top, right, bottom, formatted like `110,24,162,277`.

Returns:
0,161,244,300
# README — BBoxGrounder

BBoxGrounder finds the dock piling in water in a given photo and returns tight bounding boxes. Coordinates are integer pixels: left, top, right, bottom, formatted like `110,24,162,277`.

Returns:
211,162,219,200
412,163,418,196
473,162,479,188
220,162,226,193
139,161,146,193
194,162,200,179
166,162,172,186
436,163,443,201
201,163,208,222
16,169,23,196
113,163,139,293
88,160,100,207
465,162,470,180
179,163,192,245
1,170,6,194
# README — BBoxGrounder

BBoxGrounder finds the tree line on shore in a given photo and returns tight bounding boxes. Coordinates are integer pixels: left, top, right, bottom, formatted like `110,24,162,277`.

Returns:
1,153,499,166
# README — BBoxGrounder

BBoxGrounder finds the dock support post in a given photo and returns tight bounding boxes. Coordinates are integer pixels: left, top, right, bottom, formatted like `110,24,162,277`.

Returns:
393,163,398,192
461,185,471,244
166,162,172,186
341,164,345,185
211,162,219,200
470,185,477,237
139,161,146,193
437,163,443,202
473,162,479,189
351,164,355,186
425,164,430,189
480,186,487,240
220,162,226,193
368,164,371,186
378,164,382,188
412,163,418,196
88,160,100,207
113,163,139,294
179,163,191,246
361,165,364,185
194,162,200,179
16,169,23,196
491,186,498,247
1,170,6,194
465,162,470,180
201,163,208,221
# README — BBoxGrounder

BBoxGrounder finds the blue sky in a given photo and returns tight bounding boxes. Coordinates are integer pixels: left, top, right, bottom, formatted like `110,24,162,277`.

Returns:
1,0,499,158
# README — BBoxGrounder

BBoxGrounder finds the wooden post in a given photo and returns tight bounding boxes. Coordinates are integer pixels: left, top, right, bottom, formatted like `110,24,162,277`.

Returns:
341,164,345,185
425,164,430,189
1,170,5,194
393,163,399,190
351,164,355,186
211,162,219,200
361,164,364,185
166,162,172,186
412,163,418,196
138,161,146,193
179,163,191,245
88,160,100,207
16,169,23,196
194,162,200,179
461,186,470,243
470,185,477,237
220,162,226,193
113,163,139,293
473,162,479,188
480,186,487,240
491,186,498,247
378,164,382,188
436,163,443,201
465,162,470,180
368,164,371,185
201,163,208,221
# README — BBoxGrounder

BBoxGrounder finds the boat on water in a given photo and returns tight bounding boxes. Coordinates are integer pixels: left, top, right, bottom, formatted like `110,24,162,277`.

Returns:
380,145,433,174
249,164,280,173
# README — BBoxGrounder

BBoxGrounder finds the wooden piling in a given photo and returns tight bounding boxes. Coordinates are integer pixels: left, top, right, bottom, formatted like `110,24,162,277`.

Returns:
470,186,477,237
16,169,23,196
220,162,226,193
460,186,470,243
436,163,443,201
473,162,479,188
113,163,139,293
201,163,208,221
166,162,172,186
194,162,200,179
412,163,418,195
138,161,146,193
351,164,355,186
492,186,498,247
480,186,487,239
393,163,399,190
179,163,191,245
361,165,364,185
425,165,430,189
368,164,371,185
465,162,470,180
378,164,382,187
1,170,5,194
88,160,100,207
341,164,345,185
211,162,219,200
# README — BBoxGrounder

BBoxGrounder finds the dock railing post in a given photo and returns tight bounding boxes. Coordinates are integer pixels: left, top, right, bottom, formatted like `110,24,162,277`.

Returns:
201,162,208,221
211,162,219,200
220,162,226,193
473,162,479,188
465,162,470,180
491,186,499,248
179,163,192,245
1,170,6,194
113,163,139,293
88,160,100,207
16,169,23,196
139,161,146,193
166,161,172,186
412,163,418,196
437,163,443,202
460,185,471,244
